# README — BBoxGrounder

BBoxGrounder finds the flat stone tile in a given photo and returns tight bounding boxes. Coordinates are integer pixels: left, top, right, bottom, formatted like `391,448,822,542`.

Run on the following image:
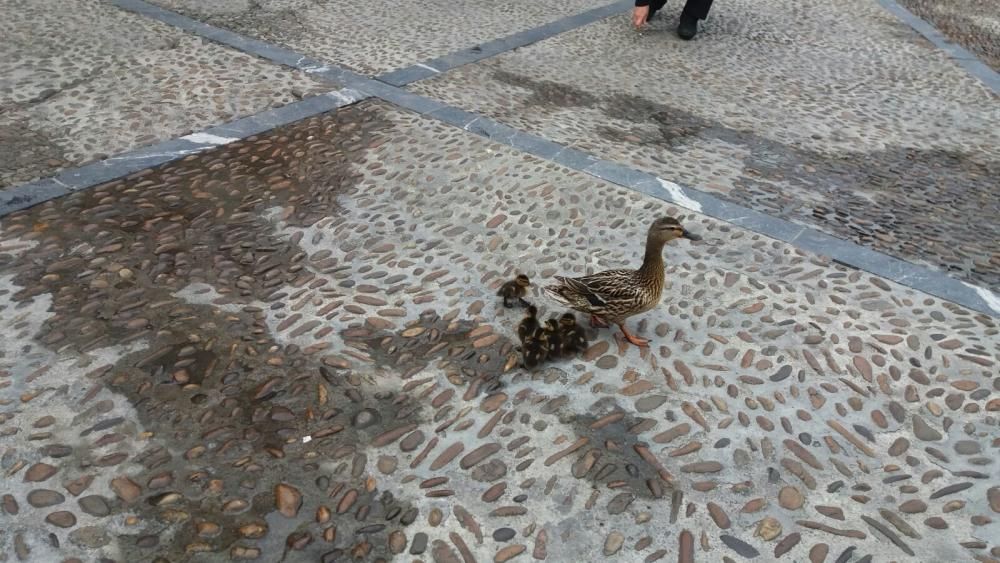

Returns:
0,0,329,190
409,0,1000,291
145,0,612,75
892,0,1000,72
1,101,995,563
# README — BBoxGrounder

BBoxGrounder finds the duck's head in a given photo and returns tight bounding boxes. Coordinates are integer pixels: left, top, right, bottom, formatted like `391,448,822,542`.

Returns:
559,313,577,328
525,305,538,318
514,274,530,287
648,216,701,244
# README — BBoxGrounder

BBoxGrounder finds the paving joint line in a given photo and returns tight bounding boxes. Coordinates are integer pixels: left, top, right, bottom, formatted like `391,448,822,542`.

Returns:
112,0,998,95
876,0,999,92
5,80,997,319
377,0,633,86
0,89,370,215
110,0,631,89
3,0,998,319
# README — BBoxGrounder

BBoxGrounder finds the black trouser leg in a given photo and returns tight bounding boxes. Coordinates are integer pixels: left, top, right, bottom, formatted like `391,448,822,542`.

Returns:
681,0,714,20
648,0,668,19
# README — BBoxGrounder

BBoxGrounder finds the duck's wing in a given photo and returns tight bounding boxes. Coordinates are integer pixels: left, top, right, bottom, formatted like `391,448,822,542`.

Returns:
554,276,608,307
563,270,638,301
545,269,638,310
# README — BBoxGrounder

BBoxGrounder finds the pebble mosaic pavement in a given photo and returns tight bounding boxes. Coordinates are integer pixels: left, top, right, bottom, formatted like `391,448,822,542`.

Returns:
0,0,329,190
2,101,999,562
143,0,610,75
3,0,1000,559
408,0,1000,292
895,0,1000,71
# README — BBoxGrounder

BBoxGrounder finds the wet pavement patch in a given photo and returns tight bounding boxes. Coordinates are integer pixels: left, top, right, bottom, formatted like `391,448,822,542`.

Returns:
1,99,998,562
491,70,1000,292
0,104,419,561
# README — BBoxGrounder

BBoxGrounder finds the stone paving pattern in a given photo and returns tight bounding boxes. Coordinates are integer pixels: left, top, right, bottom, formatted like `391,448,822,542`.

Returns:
145,0,609,75
0,0,329,190
409,0,1000,292
2,102,998,562
896,0,1000,70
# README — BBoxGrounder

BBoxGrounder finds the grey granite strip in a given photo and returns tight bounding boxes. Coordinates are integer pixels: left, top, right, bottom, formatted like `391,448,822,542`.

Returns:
55,138,204,190
110,0,374,85
425,106,483,129
203,89,369,138
352,80,450,115
16,0,1000,317
413,106,1000,318
112,0,320,69
117,0,997,98
377,65,440,88
378,0,632,86
0,89,369,217
0,179,74,217
877,0,1000,93
551,146,602,170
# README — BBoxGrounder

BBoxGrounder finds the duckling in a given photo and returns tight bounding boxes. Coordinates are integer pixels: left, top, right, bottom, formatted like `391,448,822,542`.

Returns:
497,274,531,308
542,318,563,359
517,305,540,344
558,312,588,355
543,217,700,347
521,335,546,369
535,327,552,360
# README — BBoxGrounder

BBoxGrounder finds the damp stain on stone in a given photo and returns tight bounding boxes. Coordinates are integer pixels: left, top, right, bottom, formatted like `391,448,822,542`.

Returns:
493,70,600,110
0,105,423,561
2,96,998,563
567,403,676,502
491,69,1000,290
0,120,70,189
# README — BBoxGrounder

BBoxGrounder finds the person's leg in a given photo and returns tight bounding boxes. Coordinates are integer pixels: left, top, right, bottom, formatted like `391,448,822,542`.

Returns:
647,0,668,21
678,0,713,39
683,0,714,20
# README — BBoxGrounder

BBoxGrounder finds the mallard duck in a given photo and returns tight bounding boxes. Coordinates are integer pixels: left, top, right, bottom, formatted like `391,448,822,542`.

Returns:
516,305,540,344
543,217,700,347
497,274,531,308
558,313,587,355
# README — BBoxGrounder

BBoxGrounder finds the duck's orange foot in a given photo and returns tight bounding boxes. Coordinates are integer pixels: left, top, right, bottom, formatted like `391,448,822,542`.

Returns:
618,323,649,347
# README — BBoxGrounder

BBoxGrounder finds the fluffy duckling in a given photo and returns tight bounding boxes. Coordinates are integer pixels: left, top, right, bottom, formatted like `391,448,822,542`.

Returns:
497,274,531,308
517,305,540,344
558,312,588,355
521,335,546,369
535,328,552,360
542,318,563,358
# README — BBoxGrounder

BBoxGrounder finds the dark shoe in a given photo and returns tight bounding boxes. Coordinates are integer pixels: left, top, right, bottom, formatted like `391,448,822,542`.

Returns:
677,13,698,39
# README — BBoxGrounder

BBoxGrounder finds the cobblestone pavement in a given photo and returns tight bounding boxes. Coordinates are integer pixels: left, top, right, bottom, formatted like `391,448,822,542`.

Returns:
2,101,999,563
0,0,329,190
409,0,1000,291
896,0,1000,70
144,0,609,75
2,0,1000,560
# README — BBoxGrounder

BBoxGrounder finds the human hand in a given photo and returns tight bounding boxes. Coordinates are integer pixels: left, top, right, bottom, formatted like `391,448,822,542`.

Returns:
632,5,649,29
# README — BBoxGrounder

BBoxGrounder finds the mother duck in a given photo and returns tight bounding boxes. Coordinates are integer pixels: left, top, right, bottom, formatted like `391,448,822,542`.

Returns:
543,216,700,347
